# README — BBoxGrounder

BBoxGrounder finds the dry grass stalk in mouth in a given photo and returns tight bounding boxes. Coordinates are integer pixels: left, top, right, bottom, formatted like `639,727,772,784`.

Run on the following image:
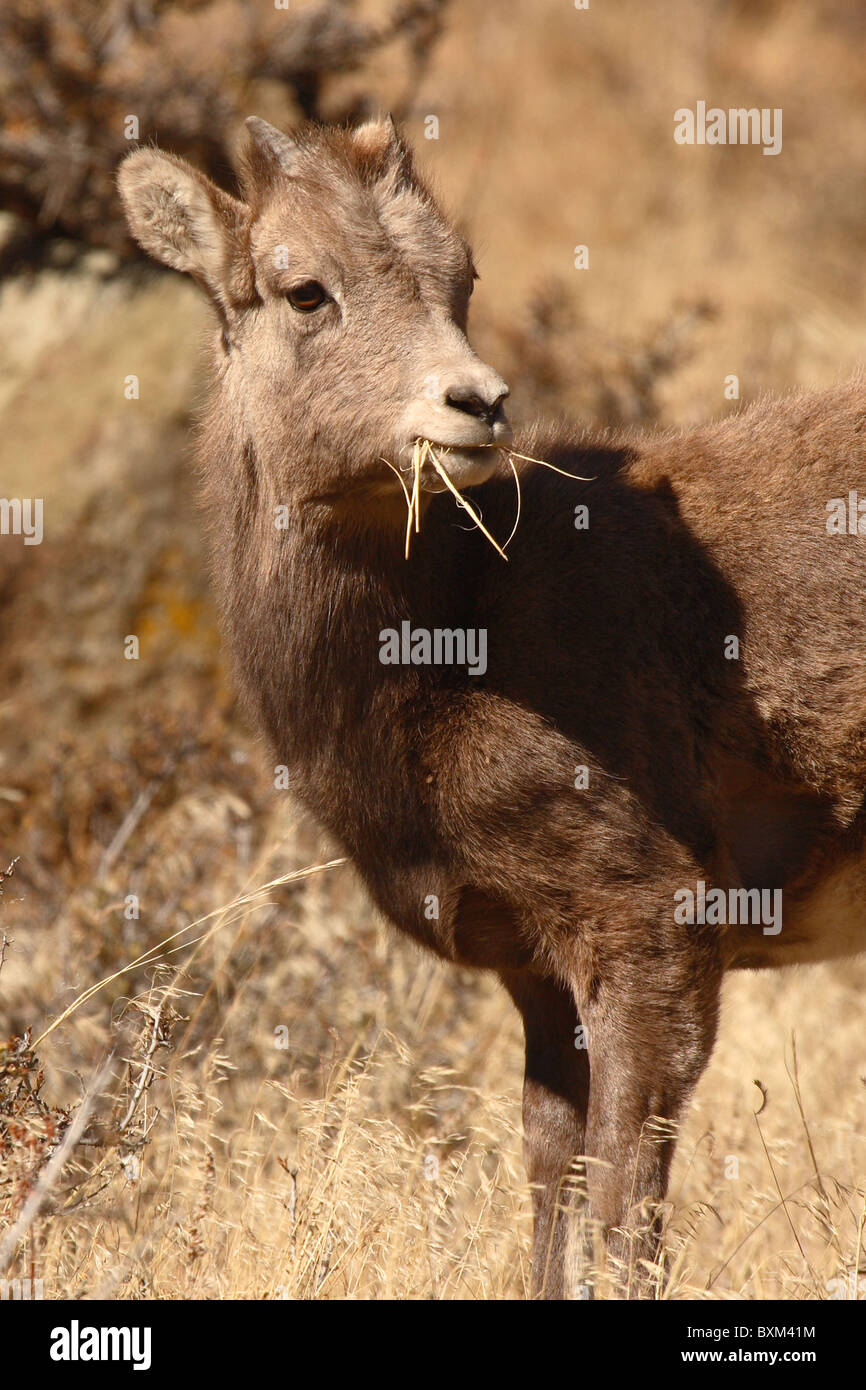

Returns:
424,440,509,560
389,438,514,562
408,438,423,557
390,440,595,562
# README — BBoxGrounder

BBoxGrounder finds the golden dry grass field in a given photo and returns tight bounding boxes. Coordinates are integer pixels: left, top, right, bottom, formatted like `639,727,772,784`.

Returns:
1,0,866,1301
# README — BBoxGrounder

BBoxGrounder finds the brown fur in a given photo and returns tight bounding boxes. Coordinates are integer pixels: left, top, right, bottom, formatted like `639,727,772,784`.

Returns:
119,118,866,1298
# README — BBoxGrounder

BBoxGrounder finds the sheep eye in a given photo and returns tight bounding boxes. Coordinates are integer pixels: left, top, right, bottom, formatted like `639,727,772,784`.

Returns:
287,281,327,312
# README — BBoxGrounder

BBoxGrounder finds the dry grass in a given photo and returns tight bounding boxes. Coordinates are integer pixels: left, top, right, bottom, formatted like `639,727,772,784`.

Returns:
3,832,865,1300
401,439,511,560
2,0,866,1300
1,836,534,1300
394,440,593,563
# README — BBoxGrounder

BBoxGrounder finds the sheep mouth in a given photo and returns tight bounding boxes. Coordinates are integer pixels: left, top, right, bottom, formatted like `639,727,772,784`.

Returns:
378,439,514,561
416,443,503,490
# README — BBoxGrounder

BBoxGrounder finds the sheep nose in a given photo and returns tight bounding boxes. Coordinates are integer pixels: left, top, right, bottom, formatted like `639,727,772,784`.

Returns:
444,379,510,426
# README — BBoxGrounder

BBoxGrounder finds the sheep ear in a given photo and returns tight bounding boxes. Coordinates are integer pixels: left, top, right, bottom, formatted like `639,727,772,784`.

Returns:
245,116,300,174
118,148,249,304
351,113,415,189
351,113,399,159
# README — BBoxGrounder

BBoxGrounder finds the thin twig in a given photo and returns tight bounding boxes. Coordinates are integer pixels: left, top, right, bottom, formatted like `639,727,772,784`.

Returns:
751,1101,819,1288
0,1055,115,1275
96,779,159,882
785,1034,829,1206
118,1001,166,1133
